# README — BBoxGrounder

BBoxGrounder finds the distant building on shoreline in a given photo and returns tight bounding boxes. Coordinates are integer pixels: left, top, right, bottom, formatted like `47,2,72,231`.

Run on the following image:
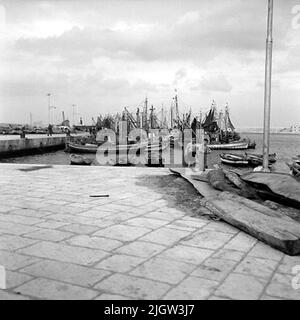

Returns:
236,126,300,134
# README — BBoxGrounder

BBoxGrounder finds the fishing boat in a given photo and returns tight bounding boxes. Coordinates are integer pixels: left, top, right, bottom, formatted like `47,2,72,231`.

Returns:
220,153,249,166
287,156,300,179
246,153,276,166
220,152,277,167
209,141,249,150
202,102,256,150
67,141,147,154
70,154,93,165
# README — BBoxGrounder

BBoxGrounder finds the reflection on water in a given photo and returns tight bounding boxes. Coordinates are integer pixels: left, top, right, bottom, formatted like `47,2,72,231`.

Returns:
1,133,299,172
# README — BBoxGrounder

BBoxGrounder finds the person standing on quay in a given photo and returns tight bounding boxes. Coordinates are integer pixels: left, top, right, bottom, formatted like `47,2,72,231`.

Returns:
47,124,53,137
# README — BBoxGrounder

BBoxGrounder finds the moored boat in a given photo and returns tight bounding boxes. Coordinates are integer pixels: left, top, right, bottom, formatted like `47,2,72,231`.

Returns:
220,152,277,167
67,141,147,154
209,141,249,150
220,153,249,166
287,157,300,179
246,153,276,166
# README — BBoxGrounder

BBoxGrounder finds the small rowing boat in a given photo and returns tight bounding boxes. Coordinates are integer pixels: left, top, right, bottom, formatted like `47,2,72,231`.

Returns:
220,153,249,166
208,141,249,150
287,156,300,179
67,141,147,154
220,153,277,167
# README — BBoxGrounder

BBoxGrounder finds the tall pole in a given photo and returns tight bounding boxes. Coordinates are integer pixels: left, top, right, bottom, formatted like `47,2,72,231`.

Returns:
72,104,76,126
262,0,274,171
47,93,51,125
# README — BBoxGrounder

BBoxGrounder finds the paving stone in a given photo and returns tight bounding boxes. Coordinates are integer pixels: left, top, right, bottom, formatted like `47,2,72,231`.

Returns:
165,224,195,232
14,278,99,300
46,213,96,225
163,276,219,300
41,205,87,215
181,230,233,250
6,271,33,289
130,257,195,284
14,201,50,210
224,232,257,252
9,208,50,218
277,255,300,275
266,273,300,300
0,290,30,300
60,223,99,235
95,293,132,300
44,200,71,206
170,218,208,230
234,256,278,279
66,203,95,210
95,254,145,273
201,221,239,234
23,229,73,242
0,221,39,236
157,245,213,265
35,221,70,229
18,241,108,266
0,250,40,271
93,225,151,242
0,234,37,251
100,203,130,213
260,294,283,300
20,260,111,287
77,209,113,219
93,212,137,226
94,274,170,299
115,241,166,258
144,210,185,221
0,205,14,213
215,273,267,300
139,227,190,246
66,235,123,251
208,295,230,300
124,217,169,229
192,258,237,281
248,242,284,262
212,249,245,262
0,213,43,226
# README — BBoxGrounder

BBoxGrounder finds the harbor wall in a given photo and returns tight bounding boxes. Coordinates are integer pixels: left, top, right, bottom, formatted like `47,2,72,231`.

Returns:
0,136,66,157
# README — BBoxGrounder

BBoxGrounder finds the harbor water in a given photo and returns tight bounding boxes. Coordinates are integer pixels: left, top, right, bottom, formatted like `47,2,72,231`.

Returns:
0,133,299,172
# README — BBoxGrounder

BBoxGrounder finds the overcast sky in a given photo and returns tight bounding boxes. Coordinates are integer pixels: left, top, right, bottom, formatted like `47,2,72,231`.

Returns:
0,0,299,127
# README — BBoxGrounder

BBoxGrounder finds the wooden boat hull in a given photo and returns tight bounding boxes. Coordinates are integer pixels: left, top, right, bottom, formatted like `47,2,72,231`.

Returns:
67,142,146,154
241,172,300,209
220,153,248,166
208,141,249,150
220,153,277,167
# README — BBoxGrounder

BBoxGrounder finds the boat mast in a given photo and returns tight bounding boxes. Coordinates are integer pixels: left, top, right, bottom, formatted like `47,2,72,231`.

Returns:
262,0,274,171
170,101,174,128
174,89,179,122
144,96,148,132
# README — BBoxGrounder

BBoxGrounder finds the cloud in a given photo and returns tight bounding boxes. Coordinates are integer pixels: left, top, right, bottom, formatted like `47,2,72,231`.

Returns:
1,0,299,127
191,74,233,92
173,68,187,86
13,1,289,67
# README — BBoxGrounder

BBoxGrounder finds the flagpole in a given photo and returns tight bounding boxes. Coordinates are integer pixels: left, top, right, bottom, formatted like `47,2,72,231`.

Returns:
262,0,274,171
47,93,51,125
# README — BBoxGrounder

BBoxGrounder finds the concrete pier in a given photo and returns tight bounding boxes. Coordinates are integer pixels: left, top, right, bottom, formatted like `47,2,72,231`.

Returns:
0,134,68,157
0,163,298,300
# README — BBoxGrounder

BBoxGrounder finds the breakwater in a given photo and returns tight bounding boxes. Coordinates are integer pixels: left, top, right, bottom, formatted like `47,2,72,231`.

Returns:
0,135,67,157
